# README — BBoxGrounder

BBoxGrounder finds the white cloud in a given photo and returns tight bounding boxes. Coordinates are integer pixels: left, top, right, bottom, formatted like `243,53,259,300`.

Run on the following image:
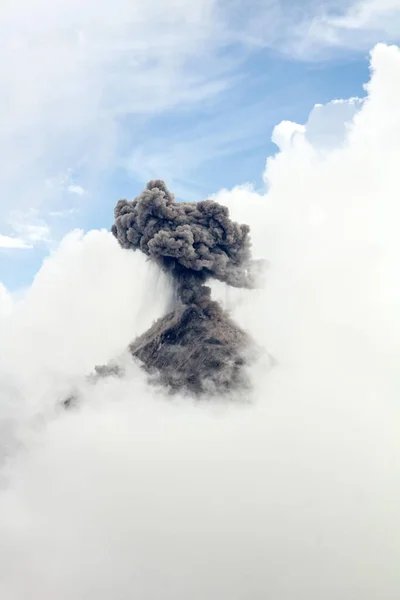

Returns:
49,208,78,218
318,0,400,32
67,184,86,196
7,210,50,245
290,0,400,57
15,223,50,243
0,282,13,316
270,119,306,152
0,234,31,249
0,229,171,389
0,43,399,599
0,211,50,251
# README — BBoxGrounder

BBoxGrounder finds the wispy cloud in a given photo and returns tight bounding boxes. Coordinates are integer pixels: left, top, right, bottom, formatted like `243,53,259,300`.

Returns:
216,0,400,60
6,210,50,246
1,0,399,246
67,185,86,196
0,235,31,249
287,0,400,58
0,0,235,221
125,94,294,200
49,208,78,218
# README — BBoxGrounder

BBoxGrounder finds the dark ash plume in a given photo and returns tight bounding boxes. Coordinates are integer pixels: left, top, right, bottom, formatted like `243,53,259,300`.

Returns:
63,180,266,406
108,180,263,395
111,179,258,293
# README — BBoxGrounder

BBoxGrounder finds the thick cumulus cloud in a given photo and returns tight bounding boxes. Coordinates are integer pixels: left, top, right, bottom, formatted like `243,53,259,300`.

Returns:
0,43,400,600
0,282,12,318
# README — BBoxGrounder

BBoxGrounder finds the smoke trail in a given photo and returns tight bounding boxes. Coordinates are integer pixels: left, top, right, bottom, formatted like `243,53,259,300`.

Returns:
102,180,265,395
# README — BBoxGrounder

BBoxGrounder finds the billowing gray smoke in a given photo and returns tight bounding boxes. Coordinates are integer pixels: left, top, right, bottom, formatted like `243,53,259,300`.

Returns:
112,180,257,295
63,180,263,407
108,180,262,395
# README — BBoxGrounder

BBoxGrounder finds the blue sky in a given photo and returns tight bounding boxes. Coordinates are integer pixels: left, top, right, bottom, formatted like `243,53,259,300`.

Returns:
0,0,399,291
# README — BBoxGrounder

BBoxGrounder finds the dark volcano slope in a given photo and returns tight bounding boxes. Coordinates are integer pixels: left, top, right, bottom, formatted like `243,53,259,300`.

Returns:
129,296,252,395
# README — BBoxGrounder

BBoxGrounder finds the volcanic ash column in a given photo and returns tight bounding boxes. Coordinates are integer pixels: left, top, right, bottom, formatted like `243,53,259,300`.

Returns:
109,180,264,396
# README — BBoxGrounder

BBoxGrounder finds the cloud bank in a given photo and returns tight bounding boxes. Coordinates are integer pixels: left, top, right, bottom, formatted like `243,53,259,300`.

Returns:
0,43,399,599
